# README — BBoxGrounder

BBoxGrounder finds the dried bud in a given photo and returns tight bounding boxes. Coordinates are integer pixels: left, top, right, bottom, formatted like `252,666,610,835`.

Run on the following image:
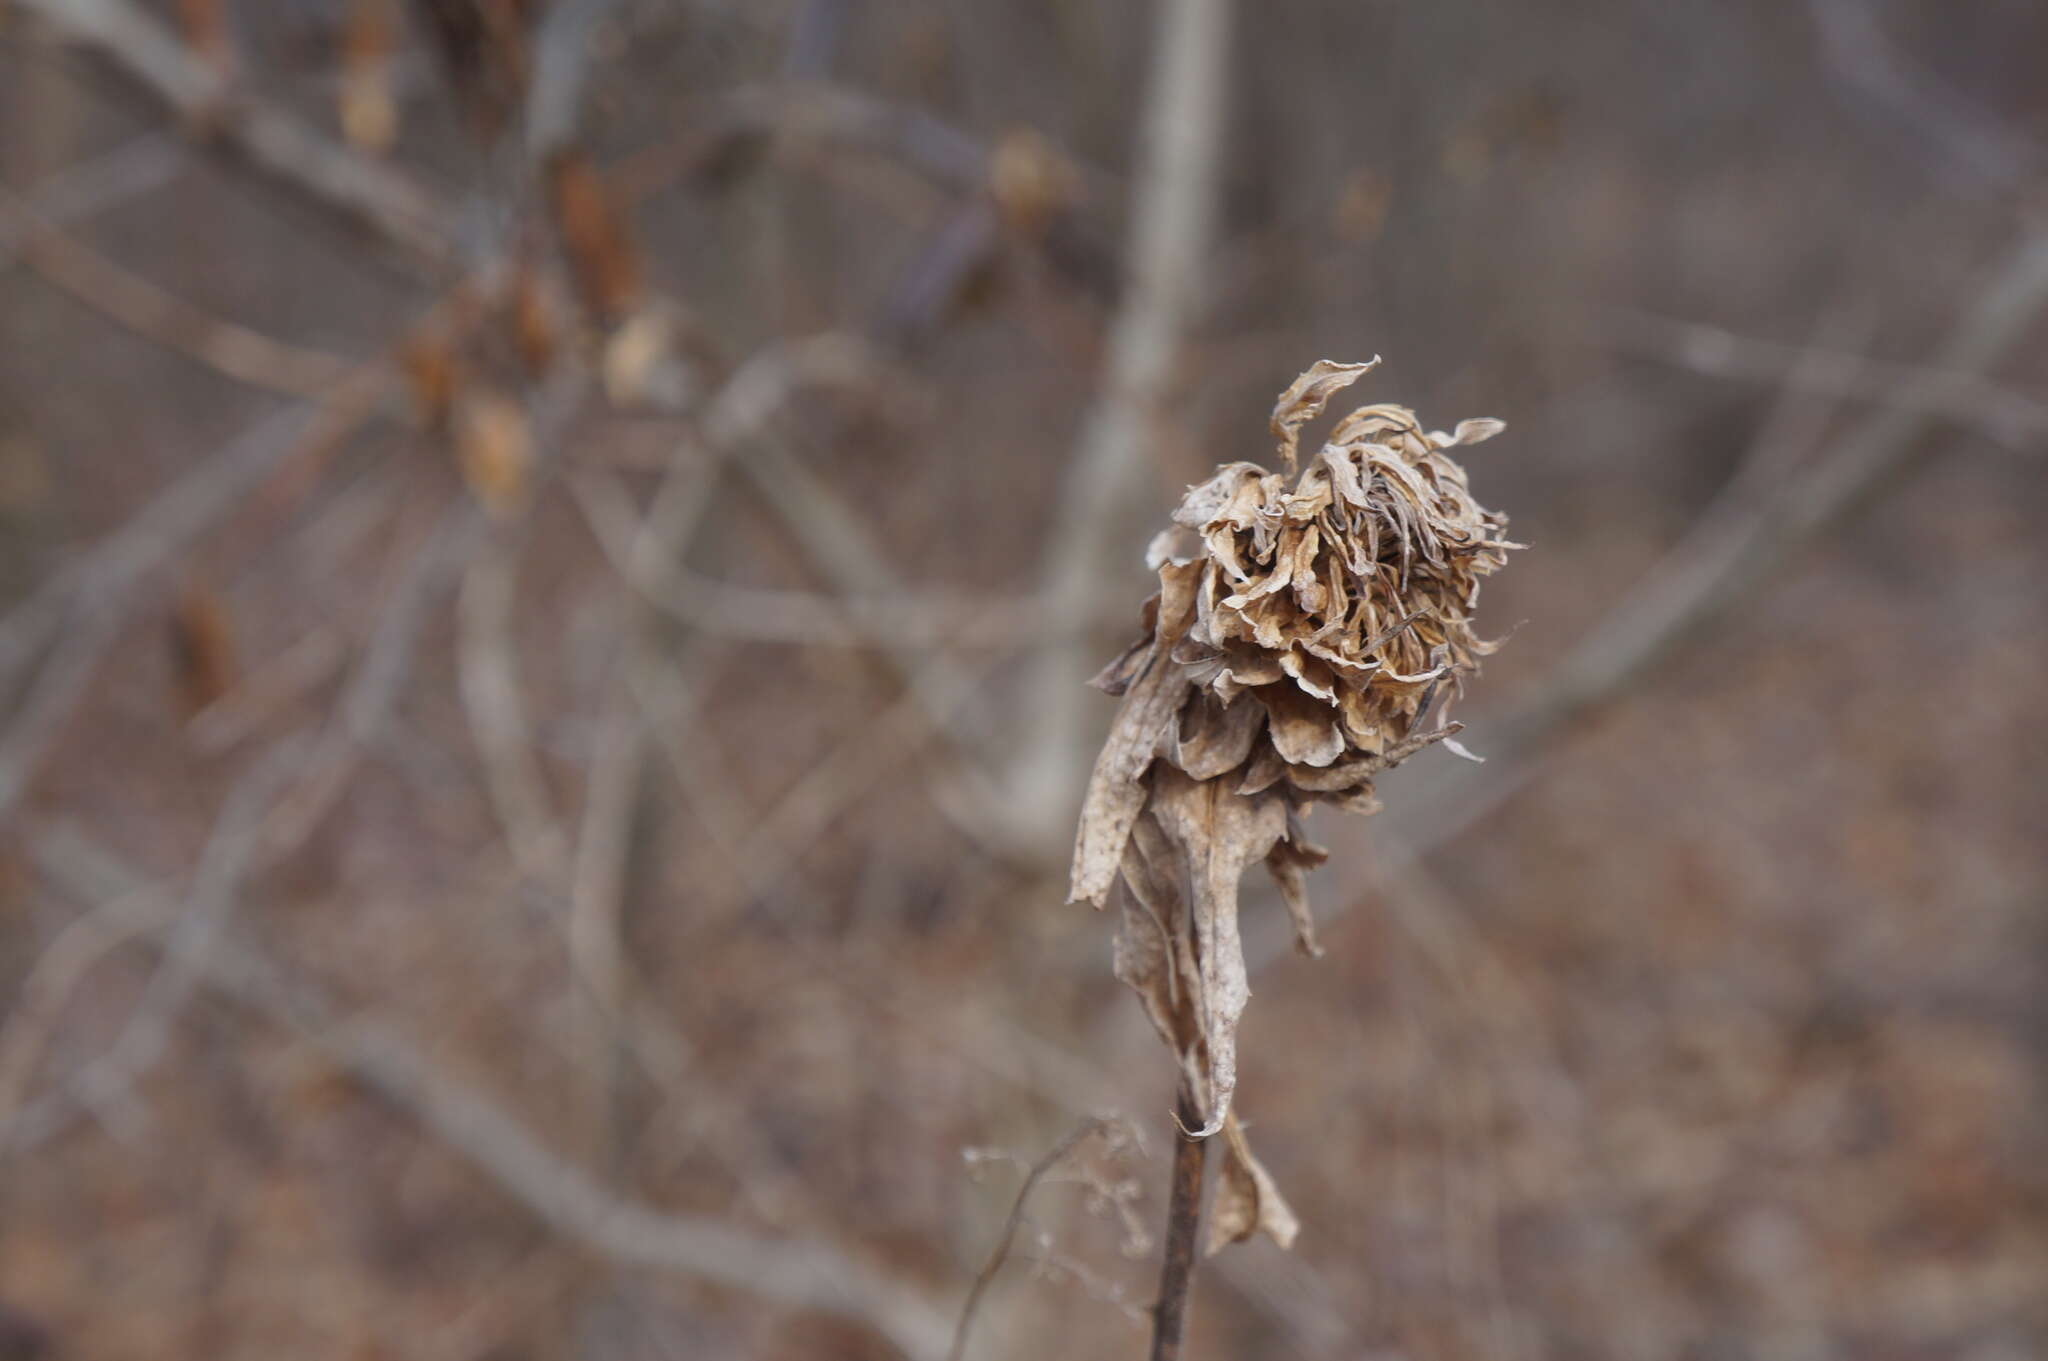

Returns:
170,582,238,718
1070,358,1515,1251
990,127,1078,238
340,0,401,154
452,388,532,519
547,149,644,324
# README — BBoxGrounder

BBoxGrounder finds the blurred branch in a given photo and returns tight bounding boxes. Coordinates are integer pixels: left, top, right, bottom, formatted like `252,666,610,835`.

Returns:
1,187,358,398
1377,227,2048,874
579,333,1040,863
1807,0,2037,193
15,0,454,267
0,736,309,1153
1609,310,2048,449
612,81,999,205
458,545,568,882
263,367,594,852
566,678,648,1164
782,0,853,79
0,131,184,270
25,0,1053,869
525,0,623,163
1019,0,1234,844
0,363,393,817
24,823,958,1361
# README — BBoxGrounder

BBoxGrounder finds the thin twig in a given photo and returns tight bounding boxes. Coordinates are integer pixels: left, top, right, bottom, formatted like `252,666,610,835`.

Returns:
1807,0,2036,192
0,131,184,270
0,365,391,817
2,188,358,397
525,0,623,163
1607,309,2048,449
23,823,957,1361
16,0,454,267
0,735,309,1153
947,1117,1111,1361
458,543,568,881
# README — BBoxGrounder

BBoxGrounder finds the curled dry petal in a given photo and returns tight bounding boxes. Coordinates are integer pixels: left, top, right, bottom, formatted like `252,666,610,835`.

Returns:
1069,358,1513,1248
1269,358,1379,470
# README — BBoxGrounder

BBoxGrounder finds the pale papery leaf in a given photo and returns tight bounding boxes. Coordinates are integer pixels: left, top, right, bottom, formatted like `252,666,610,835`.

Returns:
1206,1114,1301,1254
1269,358,1379,471
1147,766,1287,1136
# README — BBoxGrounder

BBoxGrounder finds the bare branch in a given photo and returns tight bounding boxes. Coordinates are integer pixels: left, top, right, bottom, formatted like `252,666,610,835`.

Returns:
1351,228,2048,909
525,0,625,163
0,736,309,1153
1608,310,2048,449
0,366,391,817
1,187,358,397
15,0,454,266
1807,0,2037,192
0,132,184,270
24,824,957,1361
458,544,569,881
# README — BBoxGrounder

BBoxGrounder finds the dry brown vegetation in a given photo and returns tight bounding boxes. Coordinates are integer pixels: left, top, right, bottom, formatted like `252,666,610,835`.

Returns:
1,2,2045,1360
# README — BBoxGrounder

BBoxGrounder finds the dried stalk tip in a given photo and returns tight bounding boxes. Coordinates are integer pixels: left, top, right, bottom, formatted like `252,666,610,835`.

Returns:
1069,358,1515,1252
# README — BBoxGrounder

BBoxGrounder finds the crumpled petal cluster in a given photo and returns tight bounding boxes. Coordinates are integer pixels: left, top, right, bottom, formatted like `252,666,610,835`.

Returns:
1069,359,1513,1253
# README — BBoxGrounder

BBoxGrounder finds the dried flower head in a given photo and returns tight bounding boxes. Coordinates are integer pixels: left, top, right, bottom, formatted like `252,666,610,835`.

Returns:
1070,358,1514,1252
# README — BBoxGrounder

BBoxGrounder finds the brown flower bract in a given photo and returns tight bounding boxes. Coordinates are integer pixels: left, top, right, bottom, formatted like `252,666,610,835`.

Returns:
1069,358,1513,1252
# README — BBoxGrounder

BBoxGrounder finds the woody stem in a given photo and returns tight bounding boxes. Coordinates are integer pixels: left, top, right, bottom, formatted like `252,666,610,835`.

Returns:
1149,1081,1208,1361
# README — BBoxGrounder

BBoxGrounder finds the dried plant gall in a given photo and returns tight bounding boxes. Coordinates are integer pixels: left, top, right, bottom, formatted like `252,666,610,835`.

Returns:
1070,358,1515,1251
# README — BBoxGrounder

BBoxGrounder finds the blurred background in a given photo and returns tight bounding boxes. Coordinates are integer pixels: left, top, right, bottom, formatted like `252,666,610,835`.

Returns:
2,1,2045,1358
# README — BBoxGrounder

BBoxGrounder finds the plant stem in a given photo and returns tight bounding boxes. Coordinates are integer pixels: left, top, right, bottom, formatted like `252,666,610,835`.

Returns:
1149,1083,1208,1361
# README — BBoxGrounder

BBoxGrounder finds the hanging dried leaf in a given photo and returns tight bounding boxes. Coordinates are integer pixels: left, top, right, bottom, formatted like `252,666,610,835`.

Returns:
1207,1113,1299,1254
1071,357,1516,1249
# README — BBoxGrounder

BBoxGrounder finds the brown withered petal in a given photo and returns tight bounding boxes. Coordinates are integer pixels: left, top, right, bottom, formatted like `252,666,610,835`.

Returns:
1070,357,1514,1250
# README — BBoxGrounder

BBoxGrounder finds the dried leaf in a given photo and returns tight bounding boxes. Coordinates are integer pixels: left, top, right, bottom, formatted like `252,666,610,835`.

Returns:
1269,358,1379,470
1146,766,1287,1135
1070,561,1201,908
1206,1114,1300,1254
1264,825,1328,959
